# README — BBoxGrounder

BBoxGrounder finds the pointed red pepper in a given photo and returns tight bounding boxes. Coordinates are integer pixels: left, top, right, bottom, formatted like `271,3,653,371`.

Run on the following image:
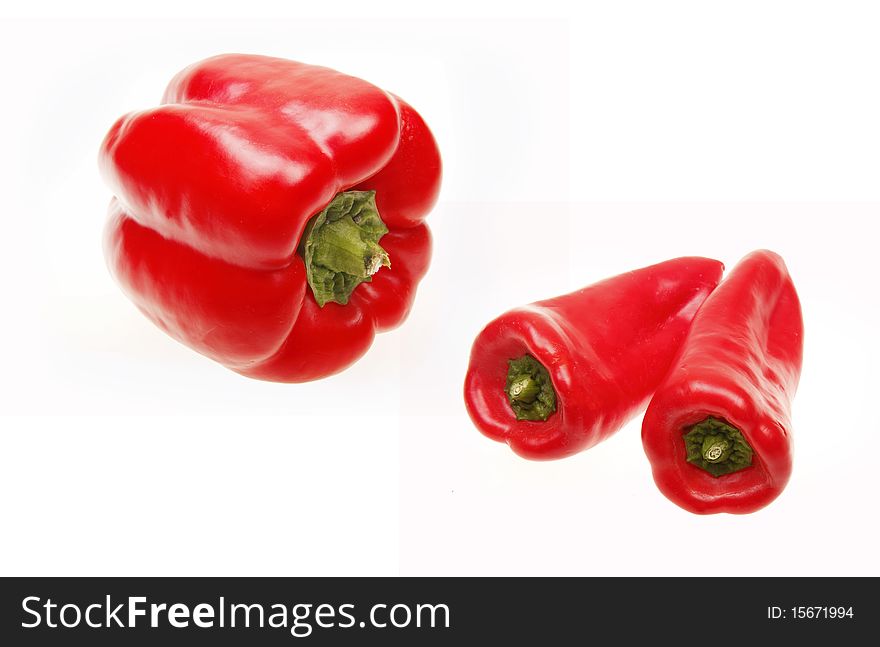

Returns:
464,258,724,460
641,250,803,514
100,54,441,382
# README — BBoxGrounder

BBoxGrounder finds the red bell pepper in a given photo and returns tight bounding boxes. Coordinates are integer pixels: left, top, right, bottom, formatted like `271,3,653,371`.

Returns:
464,258,724,460
641,250,803,514
100,54,441,382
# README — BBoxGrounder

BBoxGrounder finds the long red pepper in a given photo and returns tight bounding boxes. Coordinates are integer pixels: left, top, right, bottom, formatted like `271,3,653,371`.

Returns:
464,258,724,460
641,250,803,514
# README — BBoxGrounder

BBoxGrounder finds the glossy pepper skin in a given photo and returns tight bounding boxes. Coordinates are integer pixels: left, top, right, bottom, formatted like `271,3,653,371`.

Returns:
464,258,724,460
100,54,441,382
642,250,803,514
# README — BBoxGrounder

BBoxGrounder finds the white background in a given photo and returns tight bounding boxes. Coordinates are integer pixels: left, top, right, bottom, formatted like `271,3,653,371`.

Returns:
1,1,878,576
